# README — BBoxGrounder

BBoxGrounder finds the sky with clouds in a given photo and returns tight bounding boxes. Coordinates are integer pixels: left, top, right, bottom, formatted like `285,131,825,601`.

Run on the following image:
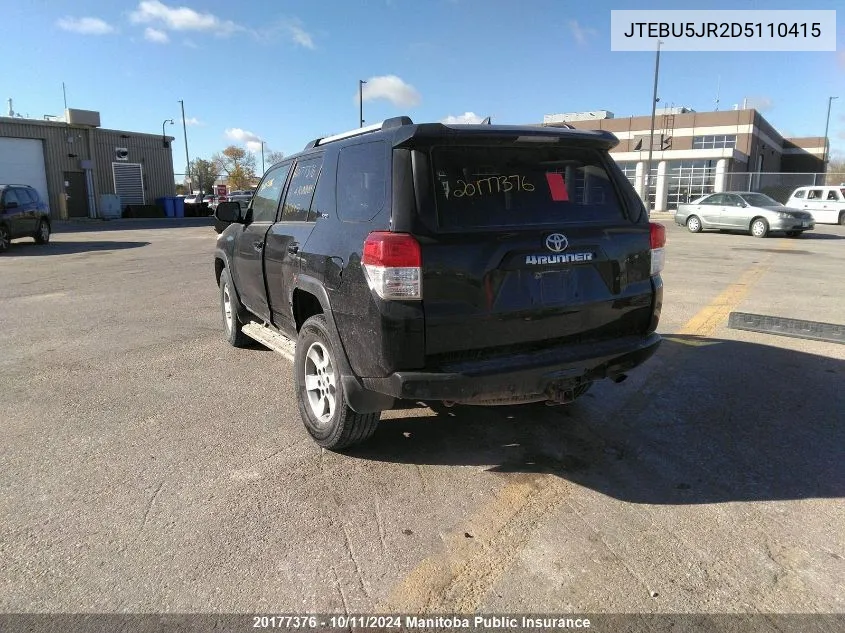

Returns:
3,0,844,172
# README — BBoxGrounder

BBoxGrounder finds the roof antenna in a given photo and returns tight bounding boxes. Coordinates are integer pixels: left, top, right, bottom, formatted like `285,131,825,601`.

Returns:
714,75,720,111
481,116,491,125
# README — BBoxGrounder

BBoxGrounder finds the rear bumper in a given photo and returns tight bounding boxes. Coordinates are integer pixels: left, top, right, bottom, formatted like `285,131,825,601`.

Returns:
362,333,661,403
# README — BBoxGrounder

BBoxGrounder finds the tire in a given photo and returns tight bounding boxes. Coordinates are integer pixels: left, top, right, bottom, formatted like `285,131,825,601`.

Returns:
750,218,769,238
219,268,249,347
839,212,845,226
785,231,803,238
34,219,50,244
295,315,380,450
0,224,9,252
686,215,703,233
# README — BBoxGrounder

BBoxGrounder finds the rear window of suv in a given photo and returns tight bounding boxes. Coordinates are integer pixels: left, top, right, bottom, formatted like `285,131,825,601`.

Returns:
431,145,625,230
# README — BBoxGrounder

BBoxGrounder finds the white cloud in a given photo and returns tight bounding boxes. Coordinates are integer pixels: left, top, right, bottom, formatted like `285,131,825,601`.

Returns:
360,75,421,108
568,19,596,46
182,117,202,126
129,0,241,35
745,96,774,112
441,112,485,125
225,128,263,152
144,27,168,43
287,23,314,49
56,17,115,35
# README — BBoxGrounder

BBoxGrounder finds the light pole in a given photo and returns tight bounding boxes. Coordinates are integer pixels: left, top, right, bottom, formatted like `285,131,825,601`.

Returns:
823,96,838,170
178,100,191,193
643,40,664,215
359,79,367,128
261,141,265,174
161,118,174,147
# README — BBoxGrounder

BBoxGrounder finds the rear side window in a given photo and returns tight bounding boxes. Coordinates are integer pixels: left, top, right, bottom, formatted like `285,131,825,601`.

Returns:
336,141,387,222
431,145,625,230
281,157,322,222
3,189,20,206
703,194,725,205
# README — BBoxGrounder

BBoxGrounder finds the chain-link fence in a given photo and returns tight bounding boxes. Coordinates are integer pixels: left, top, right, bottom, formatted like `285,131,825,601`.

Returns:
723,172,845,204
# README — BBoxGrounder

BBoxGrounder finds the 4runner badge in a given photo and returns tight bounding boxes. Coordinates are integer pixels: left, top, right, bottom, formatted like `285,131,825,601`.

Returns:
545,233,569,252
525,252,594,265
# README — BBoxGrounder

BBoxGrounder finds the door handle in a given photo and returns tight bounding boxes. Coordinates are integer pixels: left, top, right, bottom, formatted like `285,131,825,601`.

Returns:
287,243,300,255
253,241,264,252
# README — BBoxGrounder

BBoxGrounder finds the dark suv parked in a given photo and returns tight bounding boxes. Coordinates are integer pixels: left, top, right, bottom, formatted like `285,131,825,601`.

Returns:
214,117,664,449
0,184,51,252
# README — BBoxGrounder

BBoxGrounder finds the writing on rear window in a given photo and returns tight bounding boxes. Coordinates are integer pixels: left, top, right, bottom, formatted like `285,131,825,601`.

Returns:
431,146,625,230
447,175,535,198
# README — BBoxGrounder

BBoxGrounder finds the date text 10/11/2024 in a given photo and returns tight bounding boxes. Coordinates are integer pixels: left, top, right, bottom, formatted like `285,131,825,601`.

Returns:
251,614,593,629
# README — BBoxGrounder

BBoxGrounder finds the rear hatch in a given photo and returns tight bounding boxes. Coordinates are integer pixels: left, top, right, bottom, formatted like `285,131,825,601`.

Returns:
409,140,655,365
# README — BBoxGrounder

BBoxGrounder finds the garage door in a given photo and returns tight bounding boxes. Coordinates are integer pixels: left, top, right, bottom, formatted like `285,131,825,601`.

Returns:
0,138,49,211
112,162,145,206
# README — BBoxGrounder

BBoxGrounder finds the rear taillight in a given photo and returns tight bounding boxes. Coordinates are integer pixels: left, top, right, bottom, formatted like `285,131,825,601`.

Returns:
362,232,422,300
649,222,666,276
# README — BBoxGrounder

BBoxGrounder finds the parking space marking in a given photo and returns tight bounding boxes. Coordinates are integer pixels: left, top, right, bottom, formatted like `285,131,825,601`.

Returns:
377,238,794,614
678,238,796,338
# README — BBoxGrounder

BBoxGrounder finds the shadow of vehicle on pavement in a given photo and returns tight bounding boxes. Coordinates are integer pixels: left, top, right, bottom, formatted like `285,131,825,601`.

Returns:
54,218,214,234
347,336,844,506
4,241,150,256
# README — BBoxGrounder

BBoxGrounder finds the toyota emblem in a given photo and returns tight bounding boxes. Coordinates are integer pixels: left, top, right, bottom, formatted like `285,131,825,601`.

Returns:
545,233,569,253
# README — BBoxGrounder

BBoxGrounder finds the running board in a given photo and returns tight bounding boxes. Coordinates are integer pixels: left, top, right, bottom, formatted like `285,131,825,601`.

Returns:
241,322,296,361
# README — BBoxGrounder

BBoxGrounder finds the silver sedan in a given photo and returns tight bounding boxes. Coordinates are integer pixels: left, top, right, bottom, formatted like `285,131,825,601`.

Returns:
674,192,815,238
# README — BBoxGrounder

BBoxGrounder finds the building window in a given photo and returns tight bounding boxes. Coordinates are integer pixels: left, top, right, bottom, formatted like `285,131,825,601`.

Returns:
667,160,716,209
615,161,638,188
692,135,737,150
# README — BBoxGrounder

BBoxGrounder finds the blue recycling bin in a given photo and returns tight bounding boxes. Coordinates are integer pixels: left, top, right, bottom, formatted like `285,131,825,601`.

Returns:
157,197,175,218
172,196,185,218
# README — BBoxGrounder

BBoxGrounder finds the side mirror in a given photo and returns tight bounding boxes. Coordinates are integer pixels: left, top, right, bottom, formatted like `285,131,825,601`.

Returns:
215,201,243,224
4,201,19,210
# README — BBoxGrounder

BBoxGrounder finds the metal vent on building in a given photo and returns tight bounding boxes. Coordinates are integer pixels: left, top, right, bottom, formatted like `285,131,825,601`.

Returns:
112,162,145,206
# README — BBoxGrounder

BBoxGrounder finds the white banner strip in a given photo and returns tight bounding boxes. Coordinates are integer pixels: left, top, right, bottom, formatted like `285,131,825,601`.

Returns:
611,10,837,51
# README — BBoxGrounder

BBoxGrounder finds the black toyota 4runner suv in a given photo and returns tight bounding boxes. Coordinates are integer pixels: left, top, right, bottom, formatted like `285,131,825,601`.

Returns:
214,117,664,449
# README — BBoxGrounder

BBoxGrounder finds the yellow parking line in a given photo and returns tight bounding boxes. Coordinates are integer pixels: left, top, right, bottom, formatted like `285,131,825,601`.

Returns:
679,238,795,337
377,238,793,614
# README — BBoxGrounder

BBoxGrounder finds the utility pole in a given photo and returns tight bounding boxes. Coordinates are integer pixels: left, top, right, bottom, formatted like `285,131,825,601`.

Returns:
644,40,663,215
178,100,191,194
359,79,367,128
823,96,838,170
261,141,265,174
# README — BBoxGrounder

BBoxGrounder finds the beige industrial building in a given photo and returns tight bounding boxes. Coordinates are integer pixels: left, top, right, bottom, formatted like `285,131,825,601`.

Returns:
543,108,827,211
1,107,175,219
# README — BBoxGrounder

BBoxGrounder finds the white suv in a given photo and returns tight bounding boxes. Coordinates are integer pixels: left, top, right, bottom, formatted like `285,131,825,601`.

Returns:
786,186,845,225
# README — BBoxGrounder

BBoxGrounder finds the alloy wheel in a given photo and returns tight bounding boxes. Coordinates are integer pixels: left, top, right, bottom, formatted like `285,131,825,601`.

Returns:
304,342,337,425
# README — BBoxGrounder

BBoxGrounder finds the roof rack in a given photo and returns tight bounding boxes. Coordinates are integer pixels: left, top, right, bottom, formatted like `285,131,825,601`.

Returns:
304,116,413,150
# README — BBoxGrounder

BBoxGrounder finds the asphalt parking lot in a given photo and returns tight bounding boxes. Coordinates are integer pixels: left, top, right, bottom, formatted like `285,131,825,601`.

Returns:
1,217,843,617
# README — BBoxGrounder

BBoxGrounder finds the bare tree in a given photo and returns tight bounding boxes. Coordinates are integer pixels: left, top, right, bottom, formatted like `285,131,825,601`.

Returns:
266,150,285,166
